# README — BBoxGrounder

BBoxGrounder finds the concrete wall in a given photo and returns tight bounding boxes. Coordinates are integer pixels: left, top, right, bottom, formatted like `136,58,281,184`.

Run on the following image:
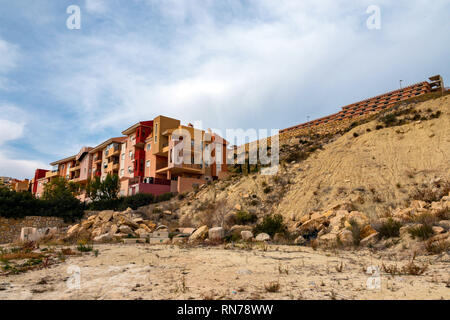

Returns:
130,183,170,196
176,177,207,194
0,216,68,244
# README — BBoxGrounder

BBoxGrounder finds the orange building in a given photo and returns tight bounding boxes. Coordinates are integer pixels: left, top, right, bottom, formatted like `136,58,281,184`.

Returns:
280,75,445,134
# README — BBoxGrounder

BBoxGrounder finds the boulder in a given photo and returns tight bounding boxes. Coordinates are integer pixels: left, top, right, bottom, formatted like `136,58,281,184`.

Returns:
67,224,80,237
119,225,133,235
360,225,378,239
208,227,225,240
241,230,254,241
93,233,112,242
432,226,445,234
318,232,338,245
338,230,354,246
99,210,114,222
294,235,306,245
81,220,94,229
299,214,311,224
347,211,369,227
188,225,209,243
109,224,119,235
172,236,187,244
360,232,379,246
229,225,252,237
255,233,270,242
273,233,286,242
410,200,427,209
135,228,150,238
438,220,450,230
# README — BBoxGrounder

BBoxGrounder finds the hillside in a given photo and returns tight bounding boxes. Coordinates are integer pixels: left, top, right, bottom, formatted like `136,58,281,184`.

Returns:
169,94,449,228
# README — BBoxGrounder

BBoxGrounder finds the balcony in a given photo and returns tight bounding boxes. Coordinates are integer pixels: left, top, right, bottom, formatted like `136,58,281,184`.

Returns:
45,171,59,179
69,165,81,172
105,147,120,158
107,162,120,172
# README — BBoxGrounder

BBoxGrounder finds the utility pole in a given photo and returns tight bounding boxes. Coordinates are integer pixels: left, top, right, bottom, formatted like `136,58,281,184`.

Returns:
399,80,403,90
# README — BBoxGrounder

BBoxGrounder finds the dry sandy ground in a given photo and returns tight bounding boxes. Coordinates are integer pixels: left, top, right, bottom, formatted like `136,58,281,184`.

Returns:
0,243,449,300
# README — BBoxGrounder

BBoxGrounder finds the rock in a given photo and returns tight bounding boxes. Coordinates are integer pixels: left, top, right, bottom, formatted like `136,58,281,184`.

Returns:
118,216,139,229
20,227,39,242
67,224,80,237
139,224,151,232
429,232,449,243
338,229,354,246
318,232,338,245
208,227,225,240
234,204,242,211
347,211,369,227
113,233,128,239
360,232,379,246
294,235,306,245
299,214,310,224
360,225,377,239
156,225,169,231
81,220,94,229
255,233,270,241
176,227,196,235
299,217,325,234
172,236,187,244
163,210,172,215
91,227,102,238
229,225,252,237
135,228,150,238
410,200,427,209
241,230,254,241
273,233,286,242
98,210,114,222
119,225,133,235
188,225,209,243
133,217,144,224
438,220,450,230
310,212,323,220
432,226,445,234
93,233,111,242
109,224,118,235
349,194,364,204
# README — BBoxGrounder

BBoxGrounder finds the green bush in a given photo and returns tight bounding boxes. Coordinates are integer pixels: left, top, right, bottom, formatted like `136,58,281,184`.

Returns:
235,211,257,225
408,224,434,240
253,214,286,237
377,218,402,238
0,187,83,222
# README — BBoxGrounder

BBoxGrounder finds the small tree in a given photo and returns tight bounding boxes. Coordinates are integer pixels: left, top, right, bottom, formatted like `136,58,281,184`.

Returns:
42,177,79,201
86,174,119,201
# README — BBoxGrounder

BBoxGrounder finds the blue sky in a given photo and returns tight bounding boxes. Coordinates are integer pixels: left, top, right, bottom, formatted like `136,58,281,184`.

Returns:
0,0,449,179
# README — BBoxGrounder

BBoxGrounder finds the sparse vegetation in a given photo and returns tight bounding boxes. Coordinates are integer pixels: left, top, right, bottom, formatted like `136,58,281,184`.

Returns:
235,211,257,225
253,214,286,237
408,224,434,240
377,218,402,239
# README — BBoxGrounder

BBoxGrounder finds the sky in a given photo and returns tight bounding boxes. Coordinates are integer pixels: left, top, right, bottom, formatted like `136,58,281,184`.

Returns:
0,0,449,179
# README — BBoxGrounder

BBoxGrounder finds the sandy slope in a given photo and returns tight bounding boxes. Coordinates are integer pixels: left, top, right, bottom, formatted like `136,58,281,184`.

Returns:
0,244,448,300
277,95,450,219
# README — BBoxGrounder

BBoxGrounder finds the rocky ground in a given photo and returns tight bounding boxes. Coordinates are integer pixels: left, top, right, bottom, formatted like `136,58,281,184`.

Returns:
0,243,448,300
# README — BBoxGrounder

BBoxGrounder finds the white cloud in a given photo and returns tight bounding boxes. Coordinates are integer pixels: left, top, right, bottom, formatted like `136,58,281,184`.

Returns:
85,0,108,14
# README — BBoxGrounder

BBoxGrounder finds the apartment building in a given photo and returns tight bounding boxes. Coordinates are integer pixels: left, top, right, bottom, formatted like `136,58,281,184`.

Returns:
89,137,127,181
33,115,229,200
280,75,445,134
121,116,229,196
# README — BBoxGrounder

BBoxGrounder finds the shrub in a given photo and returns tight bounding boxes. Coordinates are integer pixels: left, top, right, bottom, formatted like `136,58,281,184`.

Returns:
348,219,362,246
253,214,286,237
235,211,257,225
0,187,83,222
408,224,434,240
377,218,402,238
263,186,272,194
284,150,308,163
380,113,397,126
353,132,359,138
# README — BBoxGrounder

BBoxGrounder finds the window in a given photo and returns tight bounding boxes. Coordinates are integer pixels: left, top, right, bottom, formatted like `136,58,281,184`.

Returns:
155,124,158,142
121,153,125,160
146,160,150,168
128,166,133,174
120,169,124,177
129,151,133,158
146,144,151,151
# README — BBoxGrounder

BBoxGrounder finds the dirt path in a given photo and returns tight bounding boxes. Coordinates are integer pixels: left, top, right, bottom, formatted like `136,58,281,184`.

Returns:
0,244,448,300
